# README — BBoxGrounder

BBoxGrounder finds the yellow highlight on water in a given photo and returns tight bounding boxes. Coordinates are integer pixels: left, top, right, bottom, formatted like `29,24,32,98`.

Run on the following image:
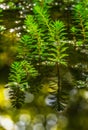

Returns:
0,84,11,108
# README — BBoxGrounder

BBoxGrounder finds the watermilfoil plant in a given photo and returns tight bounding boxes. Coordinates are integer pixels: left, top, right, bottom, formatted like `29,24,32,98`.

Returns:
6,1,68,110
71,1,88,47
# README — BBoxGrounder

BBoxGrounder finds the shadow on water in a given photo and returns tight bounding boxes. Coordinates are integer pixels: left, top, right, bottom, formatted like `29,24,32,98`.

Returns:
0,66,10,84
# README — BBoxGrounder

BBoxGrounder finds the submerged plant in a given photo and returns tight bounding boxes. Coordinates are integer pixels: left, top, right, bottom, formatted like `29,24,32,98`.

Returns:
70,0,88,94
6,1,68,109
5,61,38,108
71,1,88,47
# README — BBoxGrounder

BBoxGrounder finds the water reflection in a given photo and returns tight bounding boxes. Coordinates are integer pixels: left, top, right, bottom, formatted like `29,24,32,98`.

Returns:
46,113,58,130
32,114,45,129
0,85,11,108
24,92,34,103
0,113,58,130
0,115,14,130
45,94,57,106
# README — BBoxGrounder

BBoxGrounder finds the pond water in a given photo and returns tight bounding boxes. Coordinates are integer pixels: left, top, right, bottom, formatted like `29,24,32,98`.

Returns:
0,1,88,130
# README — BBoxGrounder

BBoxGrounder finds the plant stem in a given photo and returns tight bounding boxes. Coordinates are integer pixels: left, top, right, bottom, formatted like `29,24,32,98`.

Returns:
56,62,62,110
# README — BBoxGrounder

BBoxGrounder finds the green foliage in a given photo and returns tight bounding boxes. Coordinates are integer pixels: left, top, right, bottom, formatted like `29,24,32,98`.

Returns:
0,0,4,2
6,60,38,108
9,61,26,84
7,2,16,9
23,5,68,65
48,20,68,65
71,1,88,46
7,2,68,109
9,61,38,88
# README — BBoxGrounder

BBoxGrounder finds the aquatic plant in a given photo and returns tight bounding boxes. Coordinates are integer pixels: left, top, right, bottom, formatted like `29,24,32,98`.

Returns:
71,0,88,47
6,1,68,109
5,60,38,108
